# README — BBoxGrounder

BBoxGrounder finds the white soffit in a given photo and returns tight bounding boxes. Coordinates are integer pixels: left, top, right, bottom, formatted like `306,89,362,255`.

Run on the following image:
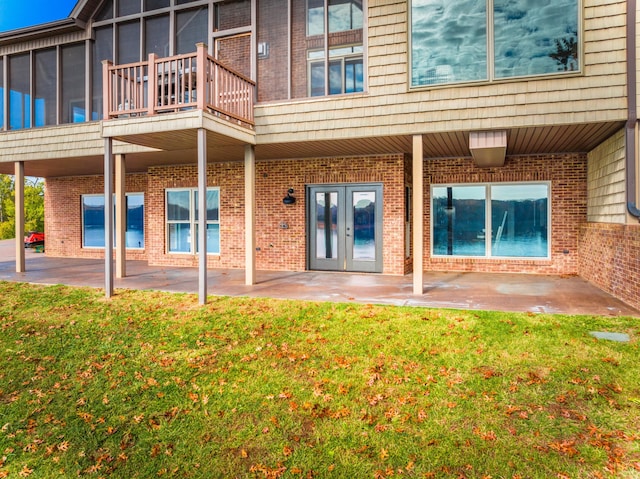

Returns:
469,130,507,167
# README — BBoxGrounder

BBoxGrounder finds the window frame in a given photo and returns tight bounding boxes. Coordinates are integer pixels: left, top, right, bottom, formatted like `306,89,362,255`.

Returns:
430,182,551,260
409,0,582,89
81,193,145,249
165,187,220,255
307,46,364,96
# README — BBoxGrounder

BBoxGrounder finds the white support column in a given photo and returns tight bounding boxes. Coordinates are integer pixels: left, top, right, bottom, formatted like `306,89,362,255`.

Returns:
14,162,25,274
244,145,256,285
115,154,126,279
197,128,208,304
412,135,424,295
104,138,114,298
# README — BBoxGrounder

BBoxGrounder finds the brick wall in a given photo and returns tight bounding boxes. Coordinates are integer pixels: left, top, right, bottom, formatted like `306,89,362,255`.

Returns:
44,157,408,273
44,174,147,260
423,154,587,275
255,155,408,275
579,223,640,312
146,163,245,269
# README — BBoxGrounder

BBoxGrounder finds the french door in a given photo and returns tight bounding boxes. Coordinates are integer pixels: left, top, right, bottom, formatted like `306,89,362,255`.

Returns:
308,184,383,273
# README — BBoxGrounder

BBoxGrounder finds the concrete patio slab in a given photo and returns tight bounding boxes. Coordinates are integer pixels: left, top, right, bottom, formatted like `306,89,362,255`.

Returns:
0,240,638,317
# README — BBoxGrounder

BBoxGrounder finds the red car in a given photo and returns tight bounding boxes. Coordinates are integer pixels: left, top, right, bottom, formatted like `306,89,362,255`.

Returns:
24,231,45,248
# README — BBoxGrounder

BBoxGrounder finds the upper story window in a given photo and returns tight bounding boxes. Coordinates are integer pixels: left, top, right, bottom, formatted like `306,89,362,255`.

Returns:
307,0,364,36
410,0,579,87
302,0,365,97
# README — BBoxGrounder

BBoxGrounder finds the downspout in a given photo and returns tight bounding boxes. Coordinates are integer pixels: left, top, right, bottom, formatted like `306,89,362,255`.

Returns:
626,0,640,219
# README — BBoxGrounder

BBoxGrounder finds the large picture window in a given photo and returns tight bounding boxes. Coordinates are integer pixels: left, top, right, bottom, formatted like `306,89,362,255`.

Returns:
432,183,549,258
410,0,579,87
82,193,145,249
166,188,220,254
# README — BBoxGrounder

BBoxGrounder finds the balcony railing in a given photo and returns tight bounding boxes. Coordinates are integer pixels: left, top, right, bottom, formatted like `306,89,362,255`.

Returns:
102,43,255,127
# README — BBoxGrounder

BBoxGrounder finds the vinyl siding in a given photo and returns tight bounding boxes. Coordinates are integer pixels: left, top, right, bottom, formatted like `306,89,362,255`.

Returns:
255,0,628,145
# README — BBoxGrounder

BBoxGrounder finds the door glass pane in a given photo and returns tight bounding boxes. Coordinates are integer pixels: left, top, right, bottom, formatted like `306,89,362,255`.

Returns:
352,191,376,261
315,192,338,259
490,184,549,257
433,186,486,256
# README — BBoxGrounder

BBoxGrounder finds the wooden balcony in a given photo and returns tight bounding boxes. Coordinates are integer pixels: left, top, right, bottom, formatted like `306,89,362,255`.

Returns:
102,43,255,128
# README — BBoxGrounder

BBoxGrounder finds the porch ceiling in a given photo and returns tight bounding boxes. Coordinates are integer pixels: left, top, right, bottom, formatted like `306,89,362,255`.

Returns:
255,121,625,160
0,120,623,178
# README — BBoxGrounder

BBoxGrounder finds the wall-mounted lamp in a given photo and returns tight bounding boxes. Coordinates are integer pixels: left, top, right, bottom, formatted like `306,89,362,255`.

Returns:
283,188,296,205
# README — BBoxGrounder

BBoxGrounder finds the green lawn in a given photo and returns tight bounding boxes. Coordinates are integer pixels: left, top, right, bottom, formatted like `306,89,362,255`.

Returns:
0,282,639,478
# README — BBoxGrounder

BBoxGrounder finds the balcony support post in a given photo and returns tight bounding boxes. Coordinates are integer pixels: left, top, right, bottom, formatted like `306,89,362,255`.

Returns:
412,135,424,295
244,145,256,285
197,128,208,304
115,154,126,279
104,137,114,298
14,161,25,274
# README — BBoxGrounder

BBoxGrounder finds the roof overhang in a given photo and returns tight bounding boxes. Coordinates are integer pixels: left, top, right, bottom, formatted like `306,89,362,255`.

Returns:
0,19,85,47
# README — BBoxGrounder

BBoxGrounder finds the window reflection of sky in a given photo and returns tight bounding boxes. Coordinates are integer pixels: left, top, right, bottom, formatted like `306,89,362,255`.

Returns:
411,0,578,86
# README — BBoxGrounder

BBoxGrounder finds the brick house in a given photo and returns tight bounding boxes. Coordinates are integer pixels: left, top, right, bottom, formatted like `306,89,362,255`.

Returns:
0,0,638,309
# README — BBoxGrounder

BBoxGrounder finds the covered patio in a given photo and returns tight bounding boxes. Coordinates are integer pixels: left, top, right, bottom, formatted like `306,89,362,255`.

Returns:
1,240,638,317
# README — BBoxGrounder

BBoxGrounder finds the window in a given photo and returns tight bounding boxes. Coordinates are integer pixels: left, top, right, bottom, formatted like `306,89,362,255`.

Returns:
432,183,549,258
35,49,57,127
61,44,86,123
307,0,363,35
303,0,365,98
82,194,145,249
309,47,364,96
410,0,579,87
9,54,31,130
166,188,220,254
145,15,170,57
176,7,208,55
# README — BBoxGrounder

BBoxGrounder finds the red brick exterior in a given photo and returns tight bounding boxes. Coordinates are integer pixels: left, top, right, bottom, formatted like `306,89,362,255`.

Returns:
45,154,409,275
578,223,640,312
44,174,147,261
423,154,587,275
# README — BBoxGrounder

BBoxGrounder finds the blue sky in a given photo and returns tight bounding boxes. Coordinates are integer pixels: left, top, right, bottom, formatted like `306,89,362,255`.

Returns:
0,0,77,33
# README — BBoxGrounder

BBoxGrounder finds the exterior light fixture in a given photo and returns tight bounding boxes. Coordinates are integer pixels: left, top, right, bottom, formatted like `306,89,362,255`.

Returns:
283,188,296,205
